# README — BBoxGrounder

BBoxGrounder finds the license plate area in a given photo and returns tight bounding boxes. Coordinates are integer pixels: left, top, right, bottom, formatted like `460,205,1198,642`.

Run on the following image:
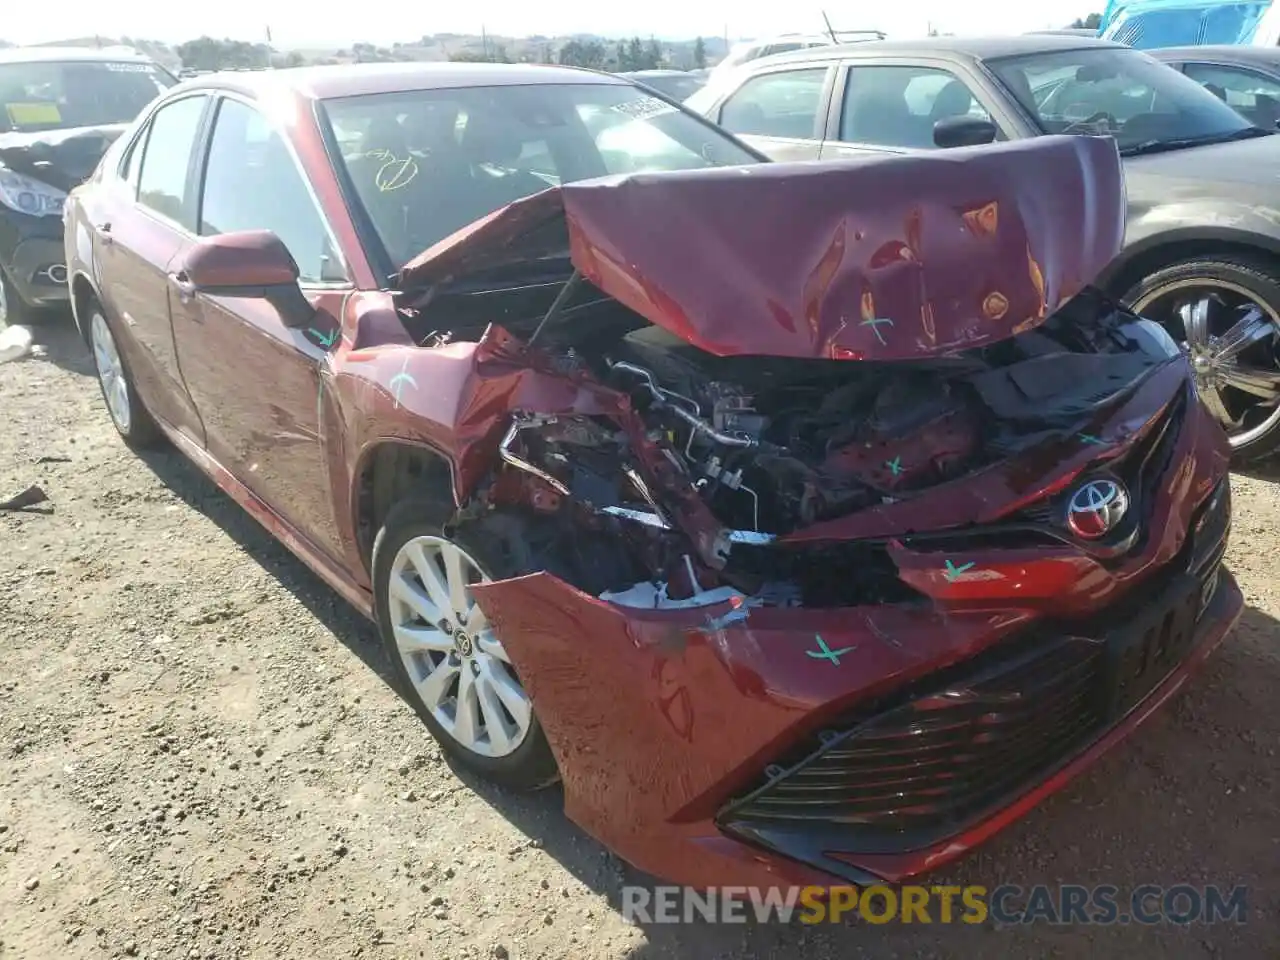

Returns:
1102,573,1204,717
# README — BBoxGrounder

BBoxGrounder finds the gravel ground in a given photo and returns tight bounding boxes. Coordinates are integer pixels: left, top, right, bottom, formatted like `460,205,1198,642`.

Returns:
0,320,1277,960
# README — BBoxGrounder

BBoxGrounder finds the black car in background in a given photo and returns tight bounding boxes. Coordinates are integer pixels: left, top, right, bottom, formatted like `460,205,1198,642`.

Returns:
687,36,1280,461
0,46,175,325
1150,45,1280,128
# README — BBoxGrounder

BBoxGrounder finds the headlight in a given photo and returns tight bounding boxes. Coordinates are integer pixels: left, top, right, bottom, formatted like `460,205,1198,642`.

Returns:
0,166,68,218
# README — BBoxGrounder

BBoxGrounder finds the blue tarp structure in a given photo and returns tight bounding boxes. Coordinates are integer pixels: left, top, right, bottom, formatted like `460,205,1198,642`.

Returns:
1098,0,1273,47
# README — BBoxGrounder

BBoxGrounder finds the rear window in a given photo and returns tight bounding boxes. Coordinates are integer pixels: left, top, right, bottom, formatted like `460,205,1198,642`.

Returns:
0,59,176,133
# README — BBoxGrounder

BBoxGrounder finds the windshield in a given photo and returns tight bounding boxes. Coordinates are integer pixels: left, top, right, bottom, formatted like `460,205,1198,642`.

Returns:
321,82,760,270
0,60,175,133
988,46,1256,153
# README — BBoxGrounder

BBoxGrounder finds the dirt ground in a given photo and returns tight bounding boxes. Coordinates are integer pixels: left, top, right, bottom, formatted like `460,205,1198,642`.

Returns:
0,319,1276,960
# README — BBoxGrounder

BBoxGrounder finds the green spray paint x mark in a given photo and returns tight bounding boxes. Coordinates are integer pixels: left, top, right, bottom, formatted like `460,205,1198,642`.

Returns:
308,325,339,349
806,634,857,666
943,559,976,582
885,456,903,477
1078,433,1104,445
389,355,418,409
860,317,894,345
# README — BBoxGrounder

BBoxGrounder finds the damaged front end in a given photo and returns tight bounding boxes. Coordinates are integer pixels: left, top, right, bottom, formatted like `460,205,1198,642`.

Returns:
385,135,1240,888
0,124,126,310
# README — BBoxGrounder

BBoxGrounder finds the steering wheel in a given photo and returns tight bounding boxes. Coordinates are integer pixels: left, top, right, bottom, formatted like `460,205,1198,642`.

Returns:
1062,110,1118,134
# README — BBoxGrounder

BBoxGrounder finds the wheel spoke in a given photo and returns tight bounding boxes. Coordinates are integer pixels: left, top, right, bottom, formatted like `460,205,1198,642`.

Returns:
481,660,531,732
1178,296,1212,350
414,659,459,710
475,628,509,663
1199,380,1240,428
393,623,453,656
389,574,442,625
462,603,488,634
1215,307,1273,362
475,675,514,754
452,666,480,747
441,543,470,615
408,543,452,618
1219,363,1280,401
113,380,130,421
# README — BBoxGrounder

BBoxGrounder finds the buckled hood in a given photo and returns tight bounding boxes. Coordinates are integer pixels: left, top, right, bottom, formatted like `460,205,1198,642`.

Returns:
399,134,1126,361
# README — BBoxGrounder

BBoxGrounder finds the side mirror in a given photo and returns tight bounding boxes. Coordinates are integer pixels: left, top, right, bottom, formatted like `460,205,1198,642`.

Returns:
933,116,998,149
178,229,315,328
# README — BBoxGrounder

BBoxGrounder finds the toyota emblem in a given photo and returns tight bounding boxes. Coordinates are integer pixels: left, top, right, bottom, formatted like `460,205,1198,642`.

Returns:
1066,479,1130,540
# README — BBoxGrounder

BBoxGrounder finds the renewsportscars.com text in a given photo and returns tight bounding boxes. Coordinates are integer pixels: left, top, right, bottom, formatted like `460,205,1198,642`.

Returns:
622,884,1249,926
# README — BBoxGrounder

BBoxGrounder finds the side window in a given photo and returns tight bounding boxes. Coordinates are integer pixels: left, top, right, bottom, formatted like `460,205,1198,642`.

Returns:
135,95,206,227
198,98,345,284
1183,62,1280,126
719,68,828,139
840,65,992,149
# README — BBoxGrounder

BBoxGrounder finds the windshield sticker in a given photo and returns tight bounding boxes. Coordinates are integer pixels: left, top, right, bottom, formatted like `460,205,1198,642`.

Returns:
364,149,419,192
104,62,157,73
610,96,675,122
5,102,62,125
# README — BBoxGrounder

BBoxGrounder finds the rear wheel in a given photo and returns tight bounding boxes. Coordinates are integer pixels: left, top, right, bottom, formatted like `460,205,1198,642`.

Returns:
88,302,163,449
372,501,559,791
1126,254,1280,462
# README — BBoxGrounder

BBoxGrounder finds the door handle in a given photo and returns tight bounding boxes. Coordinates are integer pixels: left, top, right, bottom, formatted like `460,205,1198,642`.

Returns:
96,221,113,246
168,271,196,305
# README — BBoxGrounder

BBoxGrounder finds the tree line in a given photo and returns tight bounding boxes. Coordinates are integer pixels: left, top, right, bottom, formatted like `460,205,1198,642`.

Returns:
452,35,708,71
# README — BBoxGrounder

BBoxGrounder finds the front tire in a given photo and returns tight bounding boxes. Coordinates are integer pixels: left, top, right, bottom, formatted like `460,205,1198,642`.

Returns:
0,267,36,327
372,501,559,791
88,301,163,449
1125,254,1280,462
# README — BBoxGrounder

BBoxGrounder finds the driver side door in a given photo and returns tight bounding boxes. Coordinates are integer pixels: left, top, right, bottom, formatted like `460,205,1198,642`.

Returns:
170,93,353,560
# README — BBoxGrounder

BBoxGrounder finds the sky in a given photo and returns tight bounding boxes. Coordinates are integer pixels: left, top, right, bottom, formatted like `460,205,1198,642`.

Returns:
1,1,1093,48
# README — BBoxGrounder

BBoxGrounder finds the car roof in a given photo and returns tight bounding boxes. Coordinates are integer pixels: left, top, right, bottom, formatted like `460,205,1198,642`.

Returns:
0,45,155,64
1150,44,1280,65
749,33,1128,68
172,61,629,101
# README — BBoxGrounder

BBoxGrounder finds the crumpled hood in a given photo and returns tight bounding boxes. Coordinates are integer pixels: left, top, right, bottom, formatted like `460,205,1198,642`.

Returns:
0,123,128,192
400,134,1125,361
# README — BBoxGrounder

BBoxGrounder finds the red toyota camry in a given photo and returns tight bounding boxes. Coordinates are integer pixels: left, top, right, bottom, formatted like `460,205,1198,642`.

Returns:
63,61,1240,890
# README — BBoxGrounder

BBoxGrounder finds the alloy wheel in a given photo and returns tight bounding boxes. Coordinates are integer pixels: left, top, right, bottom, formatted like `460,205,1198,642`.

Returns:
385,535,532,758
91,311,132,434
1133,279,1280,449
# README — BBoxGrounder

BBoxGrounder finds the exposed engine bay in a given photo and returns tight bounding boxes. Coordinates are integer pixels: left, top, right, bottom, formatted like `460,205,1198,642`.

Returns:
402,278,1179,606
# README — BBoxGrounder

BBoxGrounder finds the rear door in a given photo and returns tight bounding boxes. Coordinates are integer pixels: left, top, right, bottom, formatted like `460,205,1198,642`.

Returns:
170,93,352,559
708,64,835,161
90,93,210,443
822,60,1009,161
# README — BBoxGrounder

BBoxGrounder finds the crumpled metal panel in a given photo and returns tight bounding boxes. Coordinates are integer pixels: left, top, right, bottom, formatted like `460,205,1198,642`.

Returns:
399,135,1125,362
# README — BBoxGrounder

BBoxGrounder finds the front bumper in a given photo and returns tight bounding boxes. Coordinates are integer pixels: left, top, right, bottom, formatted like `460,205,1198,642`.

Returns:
0,210,68,307
467,369,1237,891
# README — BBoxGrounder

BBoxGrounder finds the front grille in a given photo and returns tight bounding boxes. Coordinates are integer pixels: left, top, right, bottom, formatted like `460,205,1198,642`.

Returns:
725,634,1106,840
722,481,1227,857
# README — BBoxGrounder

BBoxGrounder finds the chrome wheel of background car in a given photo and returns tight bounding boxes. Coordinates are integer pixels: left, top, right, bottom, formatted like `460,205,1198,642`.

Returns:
1132,279,1280,449
385,535,532,759
90,310,132,434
